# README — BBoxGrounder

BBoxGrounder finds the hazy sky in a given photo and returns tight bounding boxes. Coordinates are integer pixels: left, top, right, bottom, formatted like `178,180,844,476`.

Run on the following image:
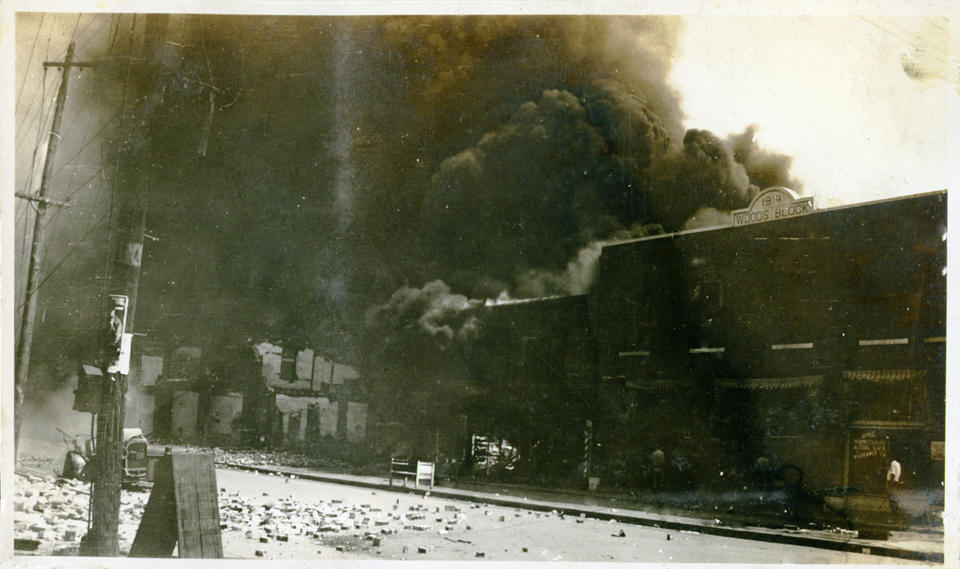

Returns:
10,10,954,208
672,15,951,207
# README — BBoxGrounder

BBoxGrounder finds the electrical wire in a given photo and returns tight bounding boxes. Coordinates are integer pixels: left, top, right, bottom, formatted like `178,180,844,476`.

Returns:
43,166,108,229
16,63,59,150
16,211,111,314
18,69,60,203
78,16,111,54
43,92,103,220
15,14,45,108
69,13,81,46
49,112,121,180
14,66,58,313
14,14,55,129
15,61,54,148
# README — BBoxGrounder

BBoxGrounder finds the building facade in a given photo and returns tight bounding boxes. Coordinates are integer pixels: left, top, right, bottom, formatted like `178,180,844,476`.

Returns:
141,340,368,447
242,342,367,447
586,189,946,492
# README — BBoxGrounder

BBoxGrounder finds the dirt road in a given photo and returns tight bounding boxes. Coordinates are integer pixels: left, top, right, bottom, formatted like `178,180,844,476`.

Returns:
213,468,910,563
11,444,914,563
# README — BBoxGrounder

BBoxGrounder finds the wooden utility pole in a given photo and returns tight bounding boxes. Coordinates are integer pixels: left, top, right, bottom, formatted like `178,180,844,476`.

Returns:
86,15,166,556
87,369,125,556
14,42,91,455
87,199,147,558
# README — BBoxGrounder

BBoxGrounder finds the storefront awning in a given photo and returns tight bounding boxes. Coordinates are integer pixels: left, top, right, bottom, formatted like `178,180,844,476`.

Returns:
625,379,697,391
842,369,925,382
717,375,824,390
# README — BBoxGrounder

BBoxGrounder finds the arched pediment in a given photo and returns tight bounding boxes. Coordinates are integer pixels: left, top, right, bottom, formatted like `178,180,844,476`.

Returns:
733,186,815,226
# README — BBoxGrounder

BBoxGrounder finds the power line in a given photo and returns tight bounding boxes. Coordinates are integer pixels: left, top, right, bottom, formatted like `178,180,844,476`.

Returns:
16,210,111,315
16,67,58,149
46,91,107,216
18,68,56,195
15,54,55,145
42,92,102,211
16,14,45,108
75,16,111,56
15,13,58,129
108,14,121,54
18,75,59,207
42,165,109,230
69,13,81,45
50,112,121,180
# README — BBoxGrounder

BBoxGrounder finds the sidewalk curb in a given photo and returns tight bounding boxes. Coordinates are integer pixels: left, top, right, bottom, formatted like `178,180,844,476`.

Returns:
218,461,943,563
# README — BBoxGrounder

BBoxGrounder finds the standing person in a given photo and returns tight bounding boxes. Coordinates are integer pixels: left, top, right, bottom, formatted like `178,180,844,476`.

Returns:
886,455,902,519
886,457,902,487
651,447,666,491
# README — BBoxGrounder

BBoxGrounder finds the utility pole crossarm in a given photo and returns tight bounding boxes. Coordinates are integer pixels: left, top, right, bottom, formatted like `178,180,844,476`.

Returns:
15,192,72,208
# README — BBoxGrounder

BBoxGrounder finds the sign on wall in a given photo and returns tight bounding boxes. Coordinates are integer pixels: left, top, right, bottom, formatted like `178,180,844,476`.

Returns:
732,186,814,227
931,441,945,461
852,436,889,460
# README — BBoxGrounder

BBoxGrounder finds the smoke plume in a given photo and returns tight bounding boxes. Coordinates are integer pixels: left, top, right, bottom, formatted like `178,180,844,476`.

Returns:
365,280,483,349
17,16,805,431
727,125,803,192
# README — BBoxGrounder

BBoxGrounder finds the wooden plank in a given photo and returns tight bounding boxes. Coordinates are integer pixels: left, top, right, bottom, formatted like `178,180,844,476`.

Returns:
194,454,224,557
129,455,179,557
130,453,222,558
172,454,203,557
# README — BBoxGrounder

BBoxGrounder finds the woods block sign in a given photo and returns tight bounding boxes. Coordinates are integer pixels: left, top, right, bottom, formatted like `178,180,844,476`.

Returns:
733,187,815,226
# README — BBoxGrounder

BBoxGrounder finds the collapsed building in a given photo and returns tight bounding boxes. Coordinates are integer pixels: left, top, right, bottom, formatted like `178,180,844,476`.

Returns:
139,342,366,447
242,343,367,446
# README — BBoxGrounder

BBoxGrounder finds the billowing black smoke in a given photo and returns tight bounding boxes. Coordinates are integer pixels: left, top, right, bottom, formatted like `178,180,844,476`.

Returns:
21,16,802,433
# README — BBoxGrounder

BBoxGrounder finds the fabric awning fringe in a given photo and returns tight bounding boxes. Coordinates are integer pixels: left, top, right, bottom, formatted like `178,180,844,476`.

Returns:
842,369,925,382
718,375,824,390
625,379,697,391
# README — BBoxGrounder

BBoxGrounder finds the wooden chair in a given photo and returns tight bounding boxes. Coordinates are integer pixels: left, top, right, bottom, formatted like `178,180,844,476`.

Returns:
389,457,415,487
415,460,435,489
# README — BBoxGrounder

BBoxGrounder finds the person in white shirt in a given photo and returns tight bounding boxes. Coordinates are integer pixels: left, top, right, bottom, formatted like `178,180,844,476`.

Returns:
886,456,902,519
887,458,902,485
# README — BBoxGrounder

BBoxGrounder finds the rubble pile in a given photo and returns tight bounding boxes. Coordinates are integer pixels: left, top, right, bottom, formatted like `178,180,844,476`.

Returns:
218,485,477,557
176,446,352,472
13,472,149,556
15,458,570,560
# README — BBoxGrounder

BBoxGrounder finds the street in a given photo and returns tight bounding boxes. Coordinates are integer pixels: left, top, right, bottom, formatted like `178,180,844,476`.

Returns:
212,468,920,563
11,442,920,563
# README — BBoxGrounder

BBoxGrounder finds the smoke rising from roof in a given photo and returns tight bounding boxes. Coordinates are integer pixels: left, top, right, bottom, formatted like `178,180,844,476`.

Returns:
19,15,803,384
366,280,482,348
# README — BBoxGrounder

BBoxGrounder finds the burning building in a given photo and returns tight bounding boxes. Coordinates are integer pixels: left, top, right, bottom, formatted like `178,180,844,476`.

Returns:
453,189,945,496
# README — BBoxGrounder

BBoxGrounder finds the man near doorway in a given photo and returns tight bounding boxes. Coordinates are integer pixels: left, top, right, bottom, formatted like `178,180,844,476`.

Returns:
651,447,666,491
886,454,903,520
